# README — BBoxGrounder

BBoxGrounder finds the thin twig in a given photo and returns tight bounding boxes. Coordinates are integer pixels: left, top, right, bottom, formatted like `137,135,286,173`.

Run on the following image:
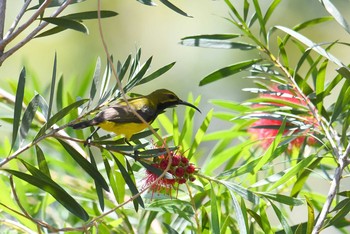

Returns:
0,0,73,65
312,156,348,233
0,0,51,50
4,0,32,38
0,0,6,55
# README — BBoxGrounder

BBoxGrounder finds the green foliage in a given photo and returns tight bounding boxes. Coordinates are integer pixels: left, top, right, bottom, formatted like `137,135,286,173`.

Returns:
1,0,350,233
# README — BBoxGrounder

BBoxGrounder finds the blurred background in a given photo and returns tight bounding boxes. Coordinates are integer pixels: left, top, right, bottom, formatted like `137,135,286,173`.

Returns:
1,1,350,233
2,0,349,105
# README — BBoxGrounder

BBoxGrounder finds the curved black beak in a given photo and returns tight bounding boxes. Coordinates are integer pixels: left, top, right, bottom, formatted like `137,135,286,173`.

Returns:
178,100,201,113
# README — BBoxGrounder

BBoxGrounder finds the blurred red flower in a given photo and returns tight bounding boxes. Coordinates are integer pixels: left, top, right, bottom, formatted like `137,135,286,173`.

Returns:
248,85,318,150
143,149,197,195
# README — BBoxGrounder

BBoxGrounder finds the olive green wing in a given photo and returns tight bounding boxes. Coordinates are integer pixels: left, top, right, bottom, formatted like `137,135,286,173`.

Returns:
92,102,157,124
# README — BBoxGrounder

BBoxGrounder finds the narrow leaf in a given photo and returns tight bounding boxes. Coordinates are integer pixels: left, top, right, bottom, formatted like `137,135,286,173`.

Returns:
35,145,51,177
210,183,220,234
63,10,118,20
229,190,248,234
56,75,64,111
315,60,328,112
137,62,176,86
305,196,315,234
42,17,88,34
180,39,255,50
113,155,144,208
276,25,346,69
57,139,109,191
4,168,89,221
35,26,67,38
269,200,293,234
159,0,192,17
268,155,316,191
259,193,304,206
199,59,262,86
11,67,26,151
320,0,350,34
20,94,40,143
47,53,57,120
35,99,88,140
89,57,101,102
89,149,104,211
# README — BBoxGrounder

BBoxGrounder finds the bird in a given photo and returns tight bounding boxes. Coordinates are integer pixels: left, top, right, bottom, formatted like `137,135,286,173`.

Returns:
70,89,201,142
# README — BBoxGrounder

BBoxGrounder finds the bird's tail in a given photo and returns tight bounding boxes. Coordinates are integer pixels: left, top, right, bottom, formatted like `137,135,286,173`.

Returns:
70,119,95,129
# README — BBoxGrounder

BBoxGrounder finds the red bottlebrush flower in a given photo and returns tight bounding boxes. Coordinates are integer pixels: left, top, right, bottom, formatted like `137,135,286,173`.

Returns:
172,155,181,166
248,85,318,150
175,167,185,177
143,146,198,196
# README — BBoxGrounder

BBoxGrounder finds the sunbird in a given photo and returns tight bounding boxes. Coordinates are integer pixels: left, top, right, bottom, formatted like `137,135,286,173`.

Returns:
71,89,201,141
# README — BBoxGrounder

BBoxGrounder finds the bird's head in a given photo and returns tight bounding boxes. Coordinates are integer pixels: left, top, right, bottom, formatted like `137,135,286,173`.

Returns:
148,89,201,113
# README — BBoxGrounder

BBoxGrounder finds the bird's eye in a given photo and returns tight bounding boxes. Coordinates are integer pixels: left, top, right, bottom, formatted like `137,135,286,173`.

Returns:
167,94,177,100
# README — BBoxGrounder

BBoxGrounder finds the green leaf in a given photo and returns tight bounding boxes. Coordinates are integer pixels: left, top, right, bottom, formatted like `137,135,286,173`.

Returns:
89,57,101,102
113,155,144,208
326,198,350,228
320,0,350,34
291,157,322,198
264,0,281,23
159,0,192,17
220,180,259,204
137,0,156,6
315,60,328,112
137,62,176,86
35,145,51,178
124,56,153,92
89,149,104,211
117,54,131,82
331,79,350,123
11,67,26,151
42,17,88,34
35,26,67,38
229,190,248,234
276,25,346,70
305,196,315,234
199,59,262,86
188,109,213,159
259,201,273,234
267,155,316,191
180,38,255,50
28,0,85,10
181,34,241,40
47,53,57,120
252,0,267,40
259,193,303,206
163,223,179,234
56,75,64,111
35,98,88,140
62,10,118,20
210,184,220,234
269,200,293,234
104,158,124,204
4,166,89,221
57,139,109,191
19,94,40,143
37,94,49,121
253,119,286,173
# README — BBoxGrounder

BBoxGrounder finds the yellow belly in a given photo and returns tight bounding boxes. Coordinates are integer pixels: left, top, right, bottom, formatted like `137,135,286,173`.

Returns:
98,121,148,140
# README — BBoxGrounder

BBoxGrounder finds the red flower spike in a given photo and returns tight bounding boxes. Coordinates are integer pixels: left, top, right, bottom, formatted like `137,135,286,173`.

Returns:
248,85,318,150
181,156,189,165
186,164,196,174
178,178,187,184
175,167,185,177
143,142,199,196
172,155,181,166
